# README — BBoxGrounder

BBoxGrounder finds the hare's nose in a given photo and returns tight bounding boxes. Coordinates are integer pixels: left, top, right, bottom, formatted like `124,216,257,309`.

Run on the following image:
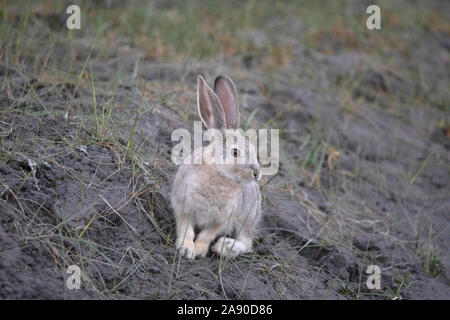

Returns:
251,165,261,181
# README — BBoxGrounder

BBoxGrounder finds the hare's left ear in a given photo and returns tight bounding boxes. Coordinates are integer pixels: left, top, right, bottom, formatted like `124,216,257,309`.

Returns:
197,75,226,130
214,75,240,129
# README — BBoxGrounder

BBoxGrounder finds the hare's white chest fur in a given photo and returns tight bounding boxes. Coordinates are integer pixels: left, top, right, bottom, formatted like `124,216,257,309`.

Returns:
173,164,241,225
172,164,260,231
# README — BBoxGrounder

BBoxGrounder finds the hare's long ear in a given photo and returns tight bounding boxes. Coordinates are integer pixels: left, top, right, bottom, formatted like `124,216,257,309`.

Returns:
197,75,226,130
214,75,240,129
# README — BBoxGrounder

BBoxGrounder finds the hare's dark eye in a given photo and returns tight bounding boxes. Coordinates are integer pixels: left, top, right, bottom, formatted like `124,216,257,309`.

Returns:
231,148,240,158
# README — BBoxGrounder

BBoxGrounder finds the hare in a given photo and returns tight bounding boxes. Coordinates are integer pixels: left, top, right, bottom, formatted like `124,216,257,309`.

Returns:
171,75,262,259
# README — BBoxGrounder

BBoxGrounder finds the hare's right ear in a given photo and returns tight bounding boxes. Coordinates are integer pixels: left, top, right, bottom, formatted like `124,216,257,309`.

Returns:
214,75,239,129
197,75,226,130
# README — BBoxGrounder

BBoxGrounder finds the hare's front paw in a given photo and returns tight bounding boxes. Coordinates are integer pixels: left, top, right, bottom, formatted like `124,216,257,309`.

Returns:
194,241,210,258
212,237,247,258
177,239,195,260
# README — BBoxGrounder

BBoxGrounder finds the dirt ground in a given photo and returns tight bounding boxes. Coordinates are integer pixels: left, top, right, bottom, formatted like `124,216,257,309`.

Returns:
0,0,449,299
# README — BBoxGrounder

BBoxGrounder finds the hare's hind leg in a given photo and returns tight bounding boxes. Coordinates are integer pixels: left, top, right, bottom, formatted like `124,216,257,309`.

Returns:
176,214,195,260
212,232,253,258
